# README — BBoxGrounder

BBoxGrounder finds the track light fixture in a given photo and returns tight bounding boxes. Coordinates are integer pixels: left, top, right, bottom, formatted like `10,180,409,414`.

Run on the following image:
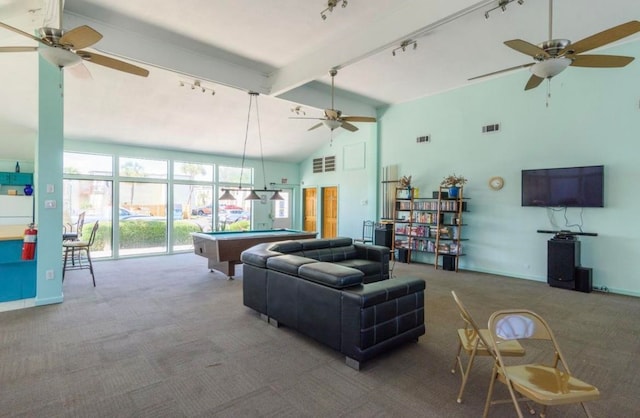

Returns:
219,92,283,202
179,80,216,96
484,0,524,19
320,0,347,20
392,39,417,57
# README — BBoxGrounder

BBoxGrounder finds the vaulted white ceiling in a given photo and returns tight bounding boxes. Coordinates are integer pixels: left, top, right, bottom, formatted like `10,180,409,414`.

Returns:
1,0,639,162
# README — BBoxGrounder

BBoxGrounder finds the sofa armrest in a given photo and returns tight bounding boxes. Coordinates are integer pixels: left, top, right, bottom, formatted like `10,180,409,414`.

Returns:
353,243,390,280
241,243,282,268
340,277,426,361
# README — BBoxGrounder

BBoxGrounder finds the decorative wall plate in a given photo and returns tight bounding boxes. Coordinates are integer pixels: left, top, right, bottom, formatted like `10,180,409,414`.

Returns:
489,176,504,190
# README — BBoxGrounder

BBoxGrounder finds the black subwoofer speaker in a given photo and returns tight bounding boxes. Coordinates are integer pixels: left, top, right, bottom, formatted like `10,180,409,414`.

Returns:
547,238,580,289
374,223,393,248
575,267,593,293
443,255,456,271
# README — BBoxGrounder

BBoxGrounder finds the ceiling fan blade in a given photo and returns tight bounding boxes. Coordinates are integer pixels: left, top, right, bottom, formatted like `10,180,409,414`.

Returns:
562,20,640,56
289,116,323,120
504,39,550,59
570,54,635,68
308,122,323,131
468,62,534,81
67,62,93,80
0,46,38,52
341,121,359,132
76,50,149,77
342,116,377,123
325,109,339,119
0,21,46,44
524,74,544,91
60,25,103,50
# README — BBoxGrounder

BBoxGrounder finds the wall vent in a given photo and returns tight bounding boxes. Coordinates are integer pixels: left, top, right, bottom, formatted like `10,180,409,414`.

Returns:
312,158,323,173
482,123,500,133
313,156,336,173
324,156,336,172
416,135,430,143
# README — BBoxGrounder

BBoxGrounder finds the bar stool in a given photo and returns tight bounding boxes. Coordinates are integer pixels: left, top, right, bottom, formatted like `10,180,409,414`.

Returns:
63,221,99,286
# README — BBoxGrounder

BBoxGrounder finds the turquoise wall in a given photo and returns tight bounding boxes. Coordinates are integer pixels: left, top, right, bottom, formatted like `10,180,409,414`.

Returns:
299,123,378,238
376,40,640,296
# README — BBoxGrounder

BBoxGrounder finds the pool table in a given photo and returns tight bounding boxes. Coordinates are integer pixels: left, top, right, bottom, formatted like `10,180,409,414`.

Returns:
192,229,317,277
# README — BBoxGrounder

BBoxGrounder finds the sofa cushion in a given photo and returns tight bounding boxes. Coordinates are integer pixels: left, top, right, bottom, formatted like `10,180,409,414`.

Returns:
300,239,332,250
329,237,354,247
266,254,317,276
335,259,381,277
269,240,303,254
298,262,363,289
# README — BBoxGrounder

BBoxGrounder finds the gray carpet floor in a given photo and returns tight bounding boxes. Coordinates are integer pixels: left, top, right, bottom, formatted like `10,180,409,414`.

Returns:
1,253,638,417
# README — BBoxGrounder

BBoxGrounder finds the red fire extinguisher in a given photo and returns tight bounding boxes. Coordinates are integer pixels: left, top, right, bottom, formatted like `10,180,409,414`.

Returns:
21,223,37,261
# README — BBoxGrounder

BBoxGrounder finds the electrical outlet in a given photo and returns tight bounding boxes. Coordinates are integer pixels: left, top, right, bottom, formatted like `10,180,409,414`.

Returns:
45,270,54,280
44,200,56,209
46,184,54,193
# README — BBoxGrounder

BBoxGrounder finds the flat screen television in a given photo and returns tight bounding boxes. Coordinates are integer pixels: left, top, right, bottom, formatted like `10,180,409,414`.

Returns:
521,165,604,207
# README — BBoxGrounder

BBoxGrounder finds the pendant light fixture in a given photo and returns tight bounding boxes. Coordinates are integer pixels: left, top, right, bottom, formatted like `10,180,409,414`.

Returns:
219,92,283,201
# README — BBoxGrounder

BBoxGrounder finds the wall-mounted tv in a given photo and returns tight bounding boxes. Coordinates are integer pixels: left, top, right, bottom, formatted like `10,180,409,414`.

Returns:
521,165,604,208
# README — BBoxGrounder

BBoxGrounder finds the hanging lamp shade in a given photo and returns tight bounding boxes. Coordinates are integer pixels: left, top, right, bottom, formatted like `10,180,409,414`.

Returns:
245,190,262,200
219,189,236,201
270,191,284,200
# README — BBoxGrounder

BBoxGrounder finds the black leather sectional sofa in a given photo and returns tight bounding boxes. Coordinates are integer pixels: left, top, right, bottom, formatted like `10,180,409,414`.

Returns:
240,237,426,369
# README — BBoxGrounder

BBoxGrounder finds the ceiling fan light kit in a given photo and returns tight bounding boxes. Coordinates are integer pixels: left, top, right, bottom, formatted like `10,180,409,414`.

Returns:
530,57,571,78
39,45,83,68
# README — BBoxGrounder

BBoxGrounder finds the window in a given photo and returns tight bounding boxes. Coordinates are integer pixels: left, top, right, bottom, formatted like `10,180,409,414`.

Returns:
64,152,112,176
119,157,167,179
174,161,213,182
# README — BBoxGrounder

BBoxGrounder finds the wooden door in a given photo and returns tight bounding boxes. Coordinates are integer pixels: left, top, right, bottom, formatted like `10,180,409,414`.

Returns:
302,188,317,233
322,186,338,238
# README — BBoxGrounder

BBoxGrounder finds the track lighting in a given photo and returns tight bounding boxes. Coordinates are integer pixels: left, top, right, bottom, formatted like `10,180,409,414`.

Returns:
484,0,524,19
179,79,216,96
320,0,347,20
392,39,417,57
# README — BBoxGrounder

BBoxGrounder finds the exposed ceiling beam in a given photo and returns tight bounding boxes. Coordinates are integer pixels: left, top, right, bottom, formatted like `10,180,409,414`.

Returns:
267,0,495,97
62,11,272,94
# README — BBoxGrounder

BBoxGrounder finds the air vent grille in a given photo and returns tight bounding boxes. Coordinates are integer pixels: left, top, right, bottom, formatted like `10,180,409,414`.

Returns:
482,123,500,133
313,158,323,173
312,156,336,173
324,156,336,172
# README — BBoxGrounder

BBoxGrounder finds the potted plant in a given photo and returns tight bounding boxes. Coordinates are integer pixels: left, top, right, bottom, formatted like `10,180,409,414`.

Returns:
441,173,467,198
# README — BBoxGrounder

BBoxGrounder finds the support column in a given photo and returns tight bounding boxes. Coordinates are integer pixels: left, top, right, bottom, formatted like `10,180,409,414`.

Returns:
35,55,64,306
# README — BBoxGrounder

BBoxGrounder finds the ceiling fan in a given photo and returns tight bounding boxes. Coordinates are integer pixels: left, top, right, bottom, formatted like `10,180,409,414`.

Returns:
291,69,376,132
0,0,148,77
470,0,640,90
